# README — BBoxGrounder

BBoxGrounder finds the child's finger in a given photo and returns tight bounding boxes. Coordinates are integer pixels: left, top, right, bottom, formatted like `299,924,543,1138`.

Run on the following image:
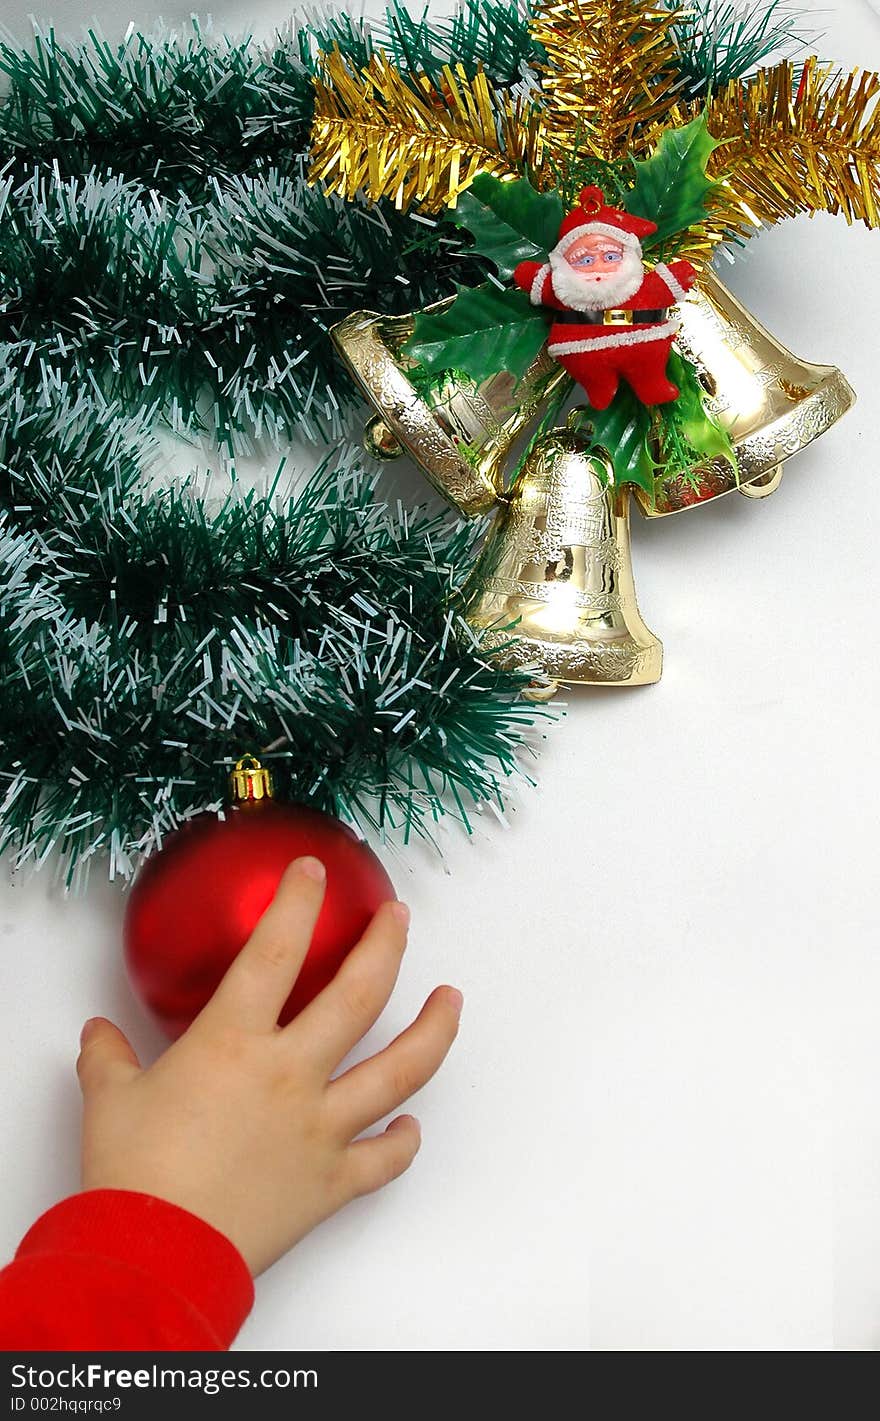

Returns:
343,1114,422,1198
324,986,462,1138
204,858,326,1032
283,901,409,1074
76,1017,141,1096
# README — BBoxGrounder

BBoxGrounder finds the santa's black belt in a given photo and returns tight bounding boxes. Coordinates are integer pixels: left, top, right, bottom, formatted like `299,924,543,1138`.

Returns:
553,308,667,326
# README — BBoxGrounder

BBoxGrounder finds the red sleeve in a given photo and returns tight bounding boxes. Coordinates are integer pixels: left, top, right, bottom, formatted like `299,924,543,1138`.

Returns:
0,1190,254,1351
666,259,698,294
635,260,697,307
513,259,542,295
512,259,565,310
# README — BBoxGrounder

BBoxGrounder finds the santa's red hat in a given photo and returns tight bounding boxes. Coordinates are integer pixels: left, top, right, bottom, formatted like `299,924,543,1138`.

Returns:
554,185,657,255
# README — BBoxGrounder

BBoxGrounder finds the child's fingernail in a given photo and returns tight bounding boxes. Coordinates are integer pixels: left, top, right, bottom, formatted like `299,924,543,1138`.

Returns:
390,1114,420,1137
444,987,464,1014
295,856,326,882
390,900,410,925
80,1017,100,1045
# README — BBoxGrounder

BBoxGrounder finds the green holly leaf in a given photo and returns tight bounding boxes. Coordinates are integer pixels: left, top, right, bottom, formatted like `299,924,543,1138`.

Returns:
450,174,564,280
403,284,551,383
574,392,657,494
627,115,722,248
665,351,737,468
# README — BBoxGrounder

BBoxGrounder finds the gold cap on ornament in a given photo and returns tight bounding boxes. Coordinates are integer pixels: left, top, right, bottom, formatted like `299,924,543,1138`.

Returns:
229,754,274,804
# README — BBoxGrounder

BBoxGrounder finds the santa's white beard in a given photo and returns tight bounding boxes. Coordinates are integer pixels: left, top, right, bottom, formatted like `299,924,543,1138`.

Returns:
549,245,644,311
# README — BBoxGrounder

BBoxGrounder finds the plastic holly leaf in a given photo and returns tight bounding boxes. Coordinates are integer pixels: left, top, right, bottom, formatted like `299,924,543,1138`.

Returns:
450,174,564,280
404,284,551,382
626,115,722,248
667,351,737,469
574,391,656,494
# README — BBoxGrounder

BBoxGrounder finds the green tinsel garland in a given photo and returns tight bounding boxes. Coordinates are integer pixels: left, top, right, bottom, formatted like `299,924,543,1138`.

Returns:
0,365,551,884
0,3,813,885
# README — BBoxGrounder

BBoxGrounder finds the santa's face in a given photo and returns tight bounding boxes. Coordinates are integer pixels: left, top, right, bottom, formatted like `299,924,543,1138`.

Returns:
549,230,644,311
565,232,627,273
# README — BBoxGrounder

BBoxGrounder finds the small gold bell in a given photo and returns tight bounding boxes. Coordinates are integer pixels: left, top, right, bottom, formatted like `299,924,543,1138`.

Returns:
636,271,856,517
465,424,662,687
332,302,568,517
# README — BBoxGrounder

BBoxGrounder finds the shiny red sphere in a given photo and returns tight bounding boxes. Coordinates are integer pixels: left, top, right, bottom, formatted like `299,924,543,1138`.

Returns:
123,802,395,1038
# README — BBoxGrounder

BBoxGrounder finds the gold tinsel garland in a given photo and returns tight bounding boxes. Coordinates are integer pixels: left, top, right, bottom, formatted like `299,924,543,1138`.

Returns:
531,0,686,164
310,49,535,209
706,57,880,229
308,0,880,259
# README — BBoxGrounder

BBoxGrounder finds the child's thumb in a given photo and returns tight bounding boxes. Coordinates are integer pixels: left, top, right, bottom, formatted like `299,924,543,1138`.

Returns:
76,1016,142,1095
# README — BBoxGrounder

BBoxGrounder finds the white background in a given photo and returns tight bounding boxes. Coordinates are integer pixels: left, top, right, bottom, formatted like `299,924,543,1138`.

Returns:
1,0,878,1352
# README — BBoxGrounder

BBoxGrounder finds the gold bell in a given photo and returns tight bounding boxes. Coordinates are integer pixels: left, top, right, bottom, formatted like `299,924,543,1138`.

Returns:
331,302,569,517
465,424,662,687
636,271,856,517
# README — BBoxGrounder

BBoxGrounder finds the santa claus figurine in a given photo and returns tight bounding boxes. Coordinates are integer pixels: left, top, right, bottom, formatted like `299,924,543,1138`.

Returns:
514,186,697,410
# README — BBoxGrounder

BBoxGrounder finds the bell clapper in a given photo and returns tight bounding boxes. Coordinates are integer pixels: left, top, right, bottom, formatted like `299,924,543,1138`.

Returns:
363,414,404,461
739,465,784,499
522,679,560,703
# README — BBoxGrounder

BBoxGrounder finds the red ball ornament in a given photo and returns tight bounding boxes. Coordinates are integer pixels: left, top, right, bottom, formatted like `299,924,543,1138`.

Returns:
124,757,395,1039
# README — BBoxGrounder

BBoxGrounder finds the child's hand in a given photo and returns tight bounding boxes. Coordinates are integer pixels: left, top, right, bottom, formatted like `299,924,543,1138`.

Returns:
76,858,462,1277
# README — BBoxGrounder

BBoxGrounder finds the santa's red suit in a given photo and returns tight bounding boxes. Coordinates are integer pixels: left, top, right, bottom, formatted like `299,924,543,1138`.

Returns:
514,186,697,410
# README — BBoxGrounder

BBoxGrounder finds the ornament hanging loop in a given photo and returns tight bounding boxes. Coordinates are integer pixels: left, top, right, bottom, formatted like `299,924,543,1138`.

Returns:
578,186,605,214
229,754,274,804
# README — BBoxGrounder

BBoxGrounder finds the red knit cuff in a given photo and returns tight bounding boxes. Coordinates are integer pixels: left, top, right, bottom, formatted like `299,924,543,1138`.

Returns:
15,1190,254,1349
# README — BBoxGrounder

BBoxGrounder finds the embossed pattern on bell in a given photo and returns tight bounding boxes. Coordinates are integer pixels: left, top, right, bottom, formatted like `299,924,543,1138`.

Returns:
635,271,856,517
331,303,569,518
465,429,663,686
